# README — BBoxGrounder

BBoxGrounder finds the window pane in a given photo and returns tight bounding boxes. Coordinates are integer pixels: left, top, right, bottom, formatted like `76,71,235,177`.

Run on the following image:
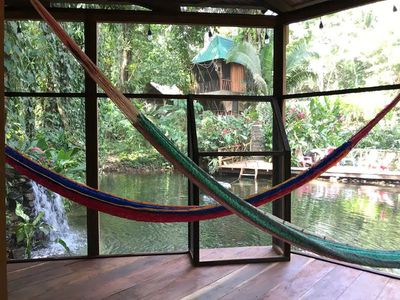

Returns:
5,21,85,93
98,23,273,96
5,97,87,259
98,98,188,254
194,99,273,156
288,2,400,94
198,169,273,261
286,91,399,167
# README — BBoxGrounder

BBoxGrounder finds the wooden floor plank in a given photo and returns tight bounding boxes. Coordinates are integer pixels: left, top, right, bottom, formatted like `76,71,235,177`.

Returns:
85,255,184,300
200,246,278,261
221,254,313,299
7,260,81,293
7,260,78,282
261,258,336,299
181,262,279,300
7,261,44,272
300,264,362,299
377,278,400,300
140,265,241,300
104,255,200,299
200,246,252,261
337,272,390,300
108,258,240,299
8,256,144,299
28,255,181,300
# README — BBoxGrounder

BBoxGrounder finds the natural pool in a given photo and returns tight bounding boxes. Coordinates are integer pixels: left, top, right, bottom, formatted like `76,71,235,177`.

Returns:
39,172,400,274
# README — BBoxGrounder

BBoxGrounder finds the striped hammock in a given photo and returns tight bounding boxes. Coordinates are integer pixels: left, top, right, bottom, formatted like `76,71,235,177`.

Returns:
20,0,400,268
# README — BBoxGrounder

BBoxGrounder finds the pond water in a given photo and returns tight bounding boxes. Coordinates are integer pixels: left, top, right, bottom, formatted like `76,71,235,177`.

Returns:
45,172,400,274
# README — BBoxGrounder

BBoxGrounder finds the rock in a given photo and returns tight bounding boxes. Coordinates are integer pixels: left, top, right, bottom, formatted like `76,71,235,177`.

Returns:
24,193,35,202
18,177,28,184
24,187,34,194
12,248,26,260
7,191,21,201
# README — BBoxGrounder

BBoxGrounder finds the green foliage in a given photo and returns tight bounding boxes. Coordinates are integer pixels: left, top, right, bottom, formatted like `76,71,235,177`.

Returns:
15,203,71,258
254,102,273,148
5,21,84,92
151,99,189,151
98,23,204,93
227,41,268,94
359,107,400,149
15,204,50,259
285,97,367,164
7,131,85,182
286,39,318,93
197,110,252,151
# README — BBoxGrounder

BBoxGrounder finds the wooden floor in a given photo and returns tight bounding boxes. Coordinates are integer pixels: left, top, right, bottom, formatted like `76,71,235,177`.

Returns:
7,252,400,300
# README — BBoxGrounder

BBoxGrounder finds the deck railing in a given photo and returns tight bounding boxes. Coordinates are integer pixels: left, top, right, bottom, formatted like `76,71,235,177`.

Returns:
302,148,400,171
196,79,232,93
221,79,231,91
217,142,251,166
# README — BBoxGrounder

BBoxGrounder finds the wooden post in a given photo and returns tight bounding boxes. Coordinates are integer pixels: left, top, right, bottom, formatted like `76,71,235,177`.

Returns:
187,96,200,265
0,0,8,298
85,17,100,257
272,24,291,257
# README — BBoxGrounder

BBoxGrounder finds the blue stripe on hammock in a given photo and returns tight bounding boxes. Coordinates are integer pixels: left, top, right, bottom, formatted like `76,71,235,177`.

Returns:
5,141,352,216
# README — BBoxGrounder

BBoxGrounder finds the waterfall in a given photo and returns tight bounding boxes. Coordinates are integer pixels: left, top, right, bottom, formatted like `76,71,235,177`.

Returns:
31,182,79,257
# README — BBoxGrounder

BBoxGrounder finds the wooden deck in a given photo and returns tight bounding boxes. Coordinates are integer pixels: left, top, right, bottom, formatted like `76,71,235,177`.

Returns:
218,159,400,181
7,251,400,299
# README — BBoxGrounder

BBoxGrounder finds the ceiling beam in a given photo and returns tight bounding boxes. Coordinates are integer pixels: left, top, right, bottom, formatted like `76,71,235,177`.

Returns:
130,1,181,12
256,0,291,14
5,7,278,27
5,0,181,12
176,0,266,11
280,0,384,24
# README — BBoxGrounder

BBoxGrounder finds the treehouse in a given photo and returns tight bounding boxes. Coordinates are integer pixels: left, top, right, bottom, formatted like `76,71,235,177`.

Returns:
192,35,246,95
2,1,400,299
192,35,247,114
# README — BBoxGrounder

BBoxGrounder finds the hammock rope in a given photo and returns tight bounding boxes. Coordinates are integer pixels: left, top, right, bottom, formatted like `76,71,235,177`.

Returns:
18,0,400,268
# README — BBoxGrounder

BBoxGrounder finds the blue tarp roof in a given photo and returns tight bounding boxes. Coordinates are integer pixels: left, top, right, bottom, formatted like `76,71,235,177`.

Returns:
192,35,234,64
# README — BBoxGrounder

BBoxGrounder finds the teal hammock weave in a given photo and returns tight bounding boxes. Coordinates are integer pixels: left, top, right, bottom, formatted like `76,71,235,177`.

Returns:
19,0,400,268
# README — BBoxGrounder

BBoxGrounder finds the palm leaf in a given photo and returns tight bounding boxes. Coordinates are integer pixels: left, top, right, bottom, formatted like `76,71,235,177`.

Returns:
227,41,267,94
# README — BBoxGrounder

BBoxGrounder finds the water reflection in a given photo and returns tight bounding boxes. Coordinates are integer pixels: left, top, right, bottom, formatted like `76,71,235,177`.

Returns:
292,181,400,250
98,173,188,254
64,172,400,274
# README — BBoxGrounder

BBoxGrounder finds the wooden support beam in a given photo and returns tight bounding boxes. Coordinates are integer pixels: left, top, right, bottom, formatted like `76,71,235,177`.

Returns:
130,0,181,12
257,0,289,13
0,0,8,298
5,7,277,27
187,97,200,265
272,23,290,257
283,83,400,100
85,17,100,257
280,0,383,24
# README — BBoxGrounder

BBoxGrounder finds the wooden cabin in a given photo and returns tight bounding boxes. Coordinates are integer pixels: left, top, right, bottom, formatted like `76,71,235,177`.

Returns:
192,35,248,114
1,1,400,299
192,35,246,95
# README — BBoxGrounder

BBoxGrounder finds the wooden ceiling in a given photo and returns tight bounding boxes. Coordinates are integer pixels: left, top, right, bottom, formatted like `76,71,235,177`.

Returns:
4,0,384,24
